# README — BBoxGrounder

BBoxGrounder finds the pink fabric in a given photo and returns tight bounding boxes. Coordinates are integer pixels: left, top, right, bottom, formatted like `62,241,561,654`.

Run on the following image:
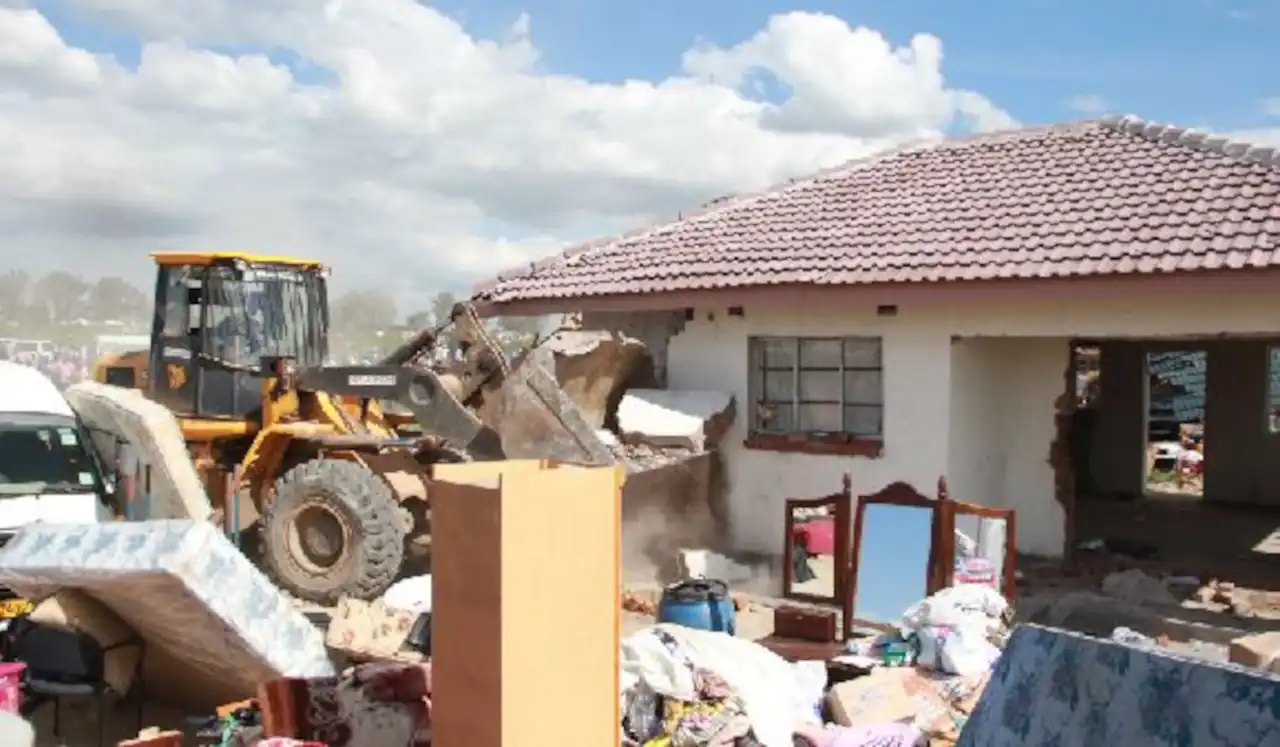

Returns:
795,518,836,555
827,723,924,747
0,662,25,714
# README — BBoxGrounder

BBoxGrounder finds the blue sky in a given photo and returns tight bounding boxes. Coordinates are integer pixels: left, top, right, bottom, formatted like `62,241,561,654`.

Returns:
421,0,1276,131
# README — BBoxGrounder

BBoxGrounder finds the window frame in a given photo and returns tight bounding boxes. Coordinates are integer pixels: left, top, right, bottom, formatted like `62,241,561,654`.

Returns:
1266,345,1280,435
745,335,885,458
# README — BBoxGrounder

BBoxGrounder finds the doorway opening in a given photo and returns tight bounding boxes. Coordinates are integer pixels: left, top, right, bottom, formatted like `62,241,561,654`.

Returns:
1143,350,1205,498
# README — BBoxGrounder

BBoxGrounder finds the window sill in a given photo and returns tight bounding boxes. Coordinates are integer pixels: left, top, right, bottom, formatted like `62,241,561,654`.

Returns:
743,433,884,458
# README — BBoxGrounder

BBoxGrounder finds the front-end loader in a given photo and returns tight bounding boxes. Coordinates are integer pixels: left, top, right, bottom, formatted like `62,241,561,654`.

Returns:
92,251,612,604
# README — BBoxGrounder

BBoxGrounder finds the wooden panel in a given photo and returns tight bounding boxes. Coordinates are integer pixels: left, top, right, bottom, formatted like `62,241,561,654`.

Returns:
430,474,504,747
431,461,622,747
499,464,622,747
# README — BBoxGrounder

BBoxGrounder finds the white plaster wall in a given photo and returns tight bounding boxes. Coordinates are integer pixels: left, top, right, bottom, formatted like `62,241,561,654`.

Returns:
666,291,1280,559
947,339,1006,528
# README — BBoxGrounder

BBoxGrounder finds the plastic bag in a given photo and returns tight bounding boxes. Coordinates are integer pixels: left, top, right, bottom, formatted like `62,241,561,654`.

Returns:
901,585,1007,635
790,660,828,724
915,624,1000,676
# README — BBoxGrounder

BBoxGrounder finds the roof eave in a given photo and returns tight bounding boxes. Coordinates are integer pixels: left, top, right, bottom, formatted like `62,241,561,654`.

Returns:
473,267,1280,317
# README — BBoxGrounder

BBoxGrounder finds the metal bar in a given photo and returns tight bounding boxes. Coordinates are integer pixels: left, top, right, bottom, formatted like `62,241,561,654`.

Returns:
838,339,848,431
792,338,801,430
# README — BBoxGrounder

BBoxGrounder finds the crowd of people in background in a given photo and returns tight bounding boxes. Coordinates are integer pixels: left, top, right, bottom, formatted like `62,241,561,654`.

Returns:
0,337,420,392
0,339,92,390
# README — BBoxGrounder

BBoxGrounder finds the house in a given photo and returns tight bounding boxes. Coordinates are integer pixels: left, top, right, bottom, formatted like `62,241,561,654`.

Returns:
472,115,1280,563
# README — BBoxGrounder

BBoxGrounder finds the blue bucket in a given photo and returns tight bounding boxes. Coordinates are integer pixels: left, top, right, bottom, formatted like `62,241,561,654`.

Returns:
657,578,736,635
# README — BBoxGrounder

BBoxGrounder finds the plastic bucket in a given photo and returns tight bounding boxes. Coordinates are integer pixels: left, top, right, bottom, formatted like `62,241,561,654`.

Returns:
0,662,26,714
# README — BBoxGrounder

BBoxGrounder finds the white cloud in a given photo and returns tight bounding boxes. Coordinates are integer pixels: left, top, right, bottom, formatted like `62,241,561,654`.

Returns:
1261,97,1280,118
1064,93,1108,115
0,4,1015,307
1225,128,1280,148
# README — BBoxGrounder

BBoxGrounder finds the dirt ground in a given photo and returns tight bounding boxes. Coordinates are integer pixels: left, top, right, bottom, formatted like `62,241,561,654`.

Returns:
1075,492,1280,600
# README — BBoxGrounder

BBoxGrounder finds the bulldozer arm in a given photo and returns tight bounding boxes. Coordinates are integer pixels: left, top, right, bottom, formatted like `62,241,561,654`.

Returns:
297,352,614,466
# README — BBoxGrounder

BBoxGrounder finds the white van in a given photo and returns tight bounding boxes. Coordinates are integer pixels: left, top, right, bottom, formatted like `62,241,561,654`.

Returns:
0,361,115,535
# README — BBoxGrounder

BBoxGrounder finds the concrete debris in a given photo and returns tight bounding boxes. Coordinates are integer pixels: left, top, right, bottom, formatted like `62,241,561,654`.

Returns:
677,548,756,584
546,329,655,429
616,388,736,451
1228,631,1280,673
1100,568,1178,606
1187,579,1267,618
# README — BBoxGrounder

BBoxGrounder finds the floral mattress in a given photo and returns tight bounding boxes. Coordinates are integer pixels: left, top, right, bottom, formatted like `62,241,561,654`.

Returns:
958,623,1280,747
0,520,335,697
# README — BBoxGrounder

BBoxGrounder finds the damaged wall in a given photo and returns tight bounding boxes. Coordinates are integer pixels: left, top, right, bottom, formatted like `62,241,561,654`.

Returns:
1086,338,1280,507
661,290,1280,560
577,310,686,387
550,310,733,577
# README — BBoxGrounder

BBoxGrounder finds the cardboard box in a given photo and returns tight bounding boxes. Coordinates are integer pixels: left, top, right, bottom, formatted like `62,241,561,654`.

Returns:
1228,632,1280,674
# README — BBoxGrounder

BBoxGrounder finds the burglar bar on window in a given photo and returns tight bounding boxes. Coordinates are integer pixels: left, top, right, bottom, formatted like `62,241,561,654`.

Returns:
750,336,883,437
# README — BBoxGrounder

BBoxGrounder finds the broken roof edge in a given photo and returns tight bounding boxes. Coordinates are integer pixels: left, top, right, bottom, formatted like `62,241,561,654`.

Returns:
1098,114,1280,169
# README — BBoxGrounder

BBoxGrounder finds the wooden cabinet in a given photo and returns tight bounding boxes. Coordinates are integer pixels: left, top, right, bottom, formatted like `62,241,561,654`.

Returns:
430,460,623,747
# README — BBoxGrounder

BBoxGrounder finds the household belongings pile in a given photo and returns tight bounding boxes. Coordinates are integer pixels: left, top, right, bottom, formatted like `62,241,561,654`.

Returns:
620,585,1011,747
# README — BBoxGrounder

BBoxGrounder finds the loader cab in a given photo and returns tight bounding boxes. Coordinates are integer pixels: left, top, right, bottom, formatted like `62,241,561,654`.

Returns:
148,252,330,422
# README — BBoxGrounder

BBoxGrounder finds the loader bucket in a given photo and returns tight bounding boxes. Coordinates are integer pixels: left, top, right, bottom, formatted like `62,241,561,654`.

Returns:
473,346,617,466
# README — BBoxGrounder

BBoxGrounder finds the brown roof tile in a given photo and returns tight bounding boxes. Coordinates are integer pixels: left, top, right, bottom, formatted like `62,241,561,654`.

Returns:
475,115,1280,304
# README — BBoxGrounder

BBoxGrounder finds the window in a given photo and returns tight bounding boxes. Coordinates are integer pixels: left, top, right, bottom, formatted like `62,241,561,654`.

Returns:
1268,346,1280,434
159,266,193,339
747,336,884,456
202,265,328,370
0,416,104,497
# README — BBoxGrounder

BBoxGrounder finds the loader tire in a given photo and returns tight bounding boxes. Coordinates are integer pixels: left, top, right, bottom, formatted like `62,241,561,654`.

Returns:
260,459,406,605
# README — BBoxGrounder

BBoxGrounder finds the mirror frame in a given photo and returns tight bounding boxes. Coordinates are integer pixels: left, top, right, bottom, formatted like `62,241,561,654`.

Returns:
937,478,1019,600
781,474,852,606
843,480,948,639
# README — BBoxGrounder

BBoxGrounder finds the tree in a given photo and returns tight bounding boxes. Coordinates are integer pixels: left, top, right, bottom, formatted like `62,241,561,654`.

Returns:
33,271,89,322
0,270,29,322
85,276,149,323
331,289,398,333
405,310,432,330
429,292,458,327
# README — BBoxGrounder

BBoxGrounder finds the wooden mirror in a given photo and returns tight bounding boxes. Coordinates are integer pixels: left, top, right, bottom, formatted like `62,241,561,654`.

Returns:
938,478,1018,599
781,475,852,605
843,481,947,639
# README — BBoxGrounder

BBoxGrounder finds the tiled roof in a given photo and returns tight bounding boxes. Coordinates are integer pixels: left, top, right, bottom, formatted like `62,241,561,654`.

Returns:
476,115,1280,304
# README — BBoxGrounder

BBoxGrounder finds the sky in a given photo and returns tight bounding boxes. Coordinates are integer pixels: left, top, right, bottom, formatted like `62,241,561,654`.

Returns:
2,0,1278,311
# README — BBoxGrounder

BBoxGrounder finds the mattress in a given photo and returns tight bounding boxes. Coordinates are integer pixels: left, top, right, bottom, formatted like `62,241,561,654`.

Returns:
0,520,335,700
958,623,1280,747
64,381,213,521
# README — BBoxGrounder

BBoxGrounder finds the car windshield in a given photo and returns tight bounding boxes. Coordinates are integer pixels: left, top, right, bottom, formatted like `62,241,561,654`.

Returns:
0,416,102,496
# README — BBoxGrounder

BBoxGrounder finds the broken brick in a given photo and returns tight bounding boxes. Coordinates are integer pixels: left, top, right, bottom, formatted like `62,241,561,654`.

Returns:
1228,632,1280,673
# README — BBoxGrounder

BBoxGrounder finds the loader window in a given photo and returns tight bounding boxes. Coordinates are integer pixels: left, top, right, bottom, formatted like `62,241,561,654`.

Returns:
160,267,192,338
202,264,327,370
